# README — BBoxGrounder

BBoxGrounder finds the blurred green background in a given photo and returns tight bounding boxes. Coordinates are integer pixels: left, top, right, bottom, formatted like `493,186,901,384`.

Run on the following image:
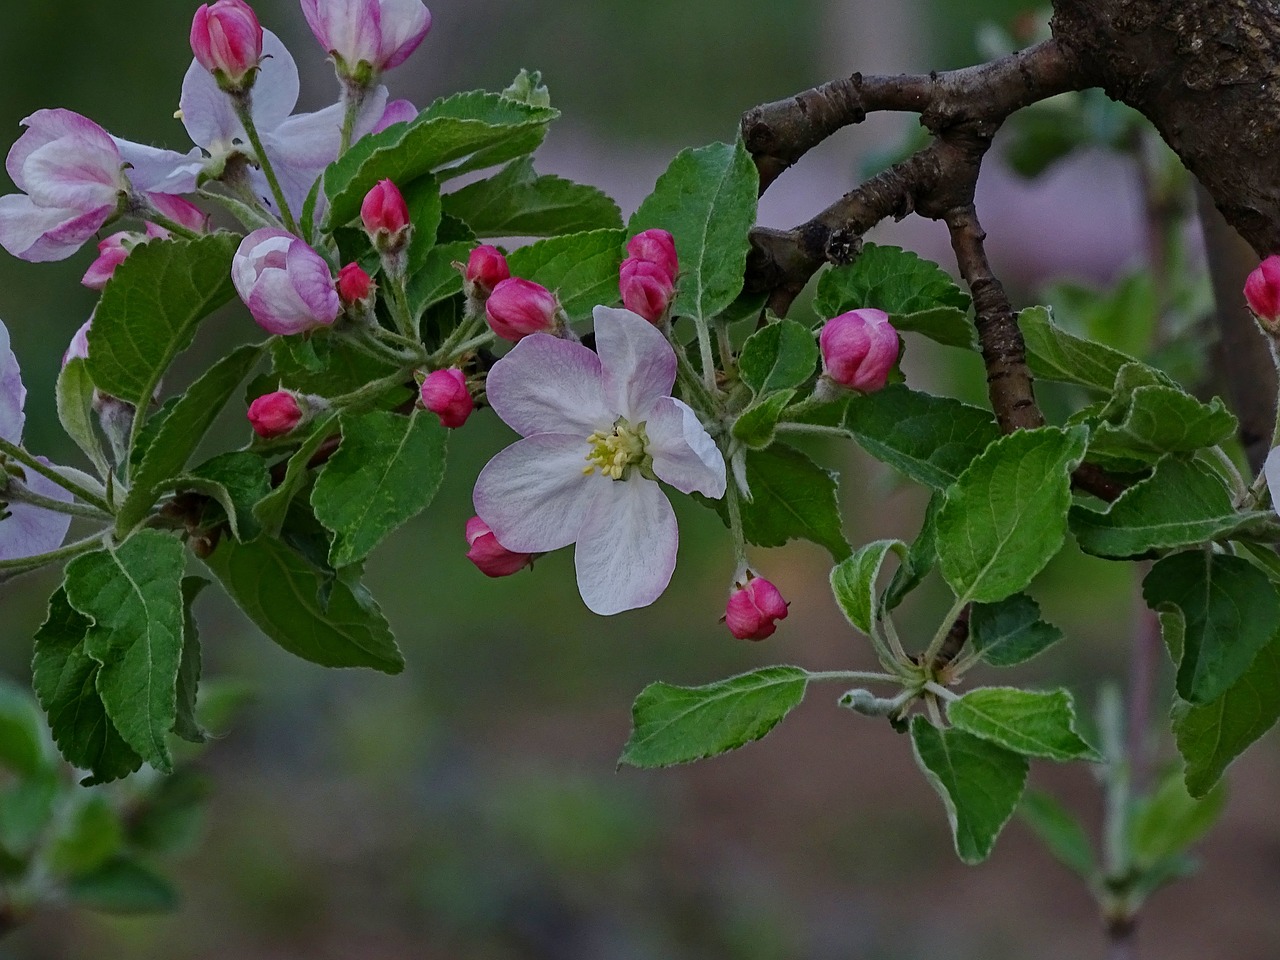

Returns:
0,1,1277,958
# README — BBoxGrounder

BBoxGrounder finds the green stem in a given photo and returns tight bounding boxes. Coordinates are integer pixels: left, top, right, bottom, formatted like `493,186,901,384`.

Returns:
694,316,717,394
443,331,496,361
232,94,300,234
330,369,416,410
673,345,718,415
923,595,969,665
0,533,106,574
0,440,112,515
5,485,112,522
339,80,366,155
725,482,748,570
804,670,904,684
776,422,847,438
197,187,280,231
1248,337,1280,505
924,681,959,703
135,204,202,240
1204,445,1249,502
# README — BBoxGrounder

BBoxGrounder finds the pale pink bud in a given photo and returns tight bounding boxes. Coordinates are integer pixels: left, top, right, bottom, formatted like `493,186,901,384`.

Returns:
232,228,341,336
146,193,209,233
485,278,557,342
626,228,678,281
420,368,473,428
464,516,533,578
62,317,92,369
819,308,899,393
190,0,264,91
725,576,789,641
337,262,374,305
465,245,510,296
301,0,433,76
1245,255,1280,332
361,179,410,251
619,257,675,324
81,232,138,290
247,390,304,438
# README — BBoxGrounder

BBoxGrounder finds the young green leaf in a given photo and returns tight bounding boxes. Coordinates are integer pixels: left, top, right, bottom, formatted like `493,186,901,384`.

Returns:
814,243,971,321
731,390,795,449
1090,386,1237,463
407,240,476,316
64,531,187,774
253,413,340,538
936,426,1088,604
506,229,627,322
969,593,1063,667
0,680,49,778
1018,790,1095,880
1173,638,1280,797
910,716,1029,864
888,306,977,350
844,385,1000,490
441,157,622,236
830,540,908,636
173,577,208,745
730,444,849,560
629,141,758,325
884,494,941,610
87,234,240,408
620,667,808,768
201,536,404,673
47,793,123,876
56,358,109,478
738,320,819,394
1019,305,1144,392
1145,551,1280,705
311,409,449,568
947,687,1101,761
1130,768,1226,868
66,857,179,914
185,450,273,542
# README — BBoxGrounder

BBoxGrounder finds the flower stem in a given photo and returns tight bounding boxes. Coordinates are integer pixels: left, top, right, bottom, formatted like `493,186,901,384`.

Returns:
804,670,903,684
339,79,366,155
231,93,300,235
0,533,107,574
5,484,113,522
776,422,847,438
0,439,113,515
197,187,280,232
725,481,748,570
923,595,970,665
131,199,202,240
330,369,417,410
693,316,717,395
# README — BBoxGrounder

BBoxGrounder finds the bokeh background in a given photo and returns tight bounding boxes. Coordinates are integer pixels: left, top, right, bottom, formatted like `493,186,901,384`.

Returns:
0,1,1277,958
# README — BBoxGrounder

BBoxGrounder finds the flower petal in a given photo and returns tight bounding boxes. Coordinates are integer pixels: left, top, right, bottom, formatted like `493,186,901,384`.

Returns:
7,110,116,193
0,459,72,562
644,396,726,498
113,138,203,195
473,434,593,553
1266,447,1280,515
485,333,610,437
180,29,299,152
0,319,25,445
0,194,113,262
593,305,676,421
21,139,121,209
574,477,677,615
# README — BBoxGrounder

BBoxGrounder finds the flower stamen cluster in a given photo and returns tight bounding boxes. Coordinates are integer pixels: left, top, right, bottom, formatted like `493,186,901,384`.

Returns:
583,418,649,480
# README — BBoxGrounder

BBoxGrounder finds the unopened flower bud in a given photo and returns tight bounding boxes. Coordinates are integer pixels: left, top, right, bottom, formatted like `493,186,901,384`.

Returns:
190,0,263,92
232,228,341,336
301,0,433,78
337,262,375,306
464,245,510,297
819,308,899,393
247,390,306,439
420,368,473,428
485,278,558,342
465,516,533,578
619,257,675,324
360,179,411,253
1245,255,1280,333
626,228,678,281
725,575,789,641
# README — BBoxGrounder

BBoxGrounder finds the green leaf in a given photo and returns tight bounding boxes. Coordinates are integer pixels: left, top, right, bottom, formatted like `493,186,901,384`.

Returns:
402,174,443,268
1019,791,1095,880
86,234,240,407
1145,551,1280,705
311,409,448,567
885,494,941,610
1173,638,1280,796
1072,458,1268,559
253,413,339,538
620,667,808,768
186,451,272,542
48,793,123,877
173,577,207,744
910,716,1029,864
441,157,621,236
936,426,1088,604
1019,305,1150,392
629,141,758,325
268,335,401,399
844,385,1000,490
815,243,970,314
948,687,1100,761
407,240,474,316
733,444,849,560
970,593,1063,666
830,540,907,636
31,589,142,784
56,358,109,477
506,229,627,323
1130,768,1226,868
126,769,210,855
116,344,264,534
0,680,48,778
64,531,186,774
0,778,56,858
323,91,558,229
201,536,404,673
731,390,794,449
889,306,978,349
67,857,179,914
1090,388,1236,463
738,320,819,394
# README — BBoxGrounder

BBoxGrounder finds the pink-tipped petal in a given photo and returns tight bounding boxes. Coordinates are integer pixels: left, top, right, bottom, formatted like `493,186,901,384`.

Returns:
573,477,677,616
484,334,610,438
0,320,25,445
0,195,114,263
592,305,677,421
473,434,594,554
644,396,726,498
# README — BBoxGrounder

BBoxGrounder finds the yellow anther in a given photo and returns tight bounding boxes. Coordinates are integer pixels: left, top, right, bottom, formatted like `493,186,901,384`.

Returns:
583,419,648,480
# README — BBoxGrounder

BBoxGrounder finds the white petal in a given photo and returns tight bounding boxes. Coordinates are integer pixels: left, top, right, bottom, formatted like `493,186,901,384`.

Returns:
592,305,676,420
0,319,25,445
485,334,610,437
113,138,203,195
644,396,726,498
473,434,593,554
574,477,677,615
0,459,72,561
180,30,299,151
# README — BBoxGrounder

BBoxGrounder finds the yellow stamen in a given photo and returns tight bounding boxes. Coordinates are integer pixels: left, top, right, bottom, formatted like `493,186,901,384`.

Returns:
583,418,648,480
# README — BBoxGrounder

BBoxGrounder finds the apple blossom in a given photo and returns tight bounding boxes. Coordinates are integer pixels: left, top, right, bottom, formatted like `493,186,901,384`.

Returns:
190,0,264,92
724,576,789,640
485,278,558,342
819,308,899,393
420,369,473,428
473,306,726,615
247,390,305,438
232,228,341,335
301,0,433,77
1245,255,1280,333
626,228,679,282
619,258,675,324
464,516,533,578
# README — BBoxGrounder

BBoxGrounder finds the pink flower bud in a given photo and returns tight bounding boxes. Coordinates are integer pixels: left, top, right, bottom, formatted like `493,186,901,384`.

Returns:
1245,255,1280,332
81,232,138,291
465,245,510,296
819,308,899,393
725,576,789,641
619,257,675,324
190,0,264,91
301,0,433,76
420,368,473,428
626,228,678,282
360,179,410,249
146,193,210,233
485,278,558,342
337,262,375,305
464,516,533,578
232,228,341,336
247,390,305,439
